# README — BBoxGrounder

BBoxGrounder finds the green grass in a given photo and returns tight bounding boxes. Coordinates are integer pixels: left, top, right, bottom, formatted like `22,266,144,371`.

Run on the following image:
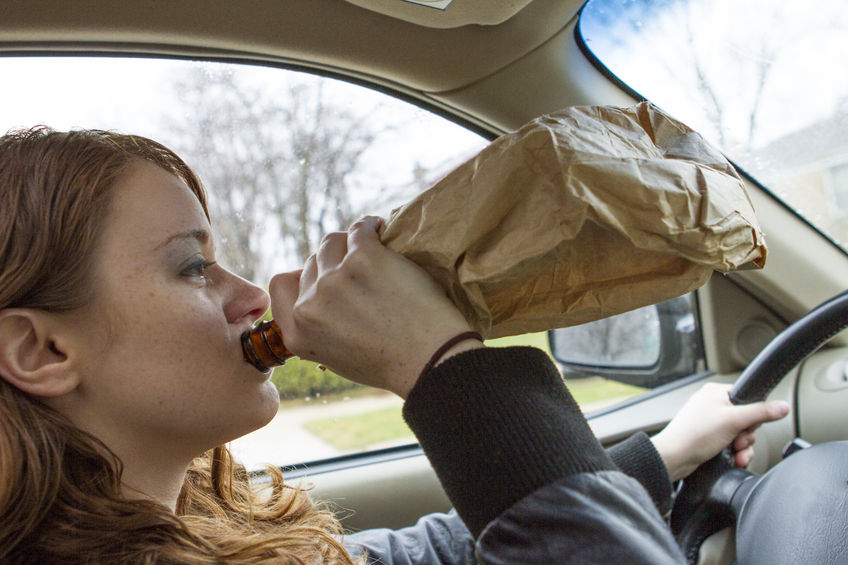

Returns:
301,377,643,451
302,406,412,450
486,331,646,406
484,331,551,351
302,376,642,451
299,331,645,451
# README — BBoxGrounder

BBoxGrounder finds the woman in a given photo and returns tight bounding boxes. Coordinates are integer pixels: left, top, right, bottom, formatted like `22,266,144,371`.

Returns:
0,127,787,564
0,127,351,564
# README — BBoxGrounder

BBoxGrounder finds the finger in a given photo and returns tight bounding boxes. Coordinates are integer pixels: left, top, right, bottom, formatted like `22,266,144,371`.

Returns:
269,271,303,324
316,231,348,274
347,216,384,252
301,253,318,289
733,446,755,468
762,399,791,421
733,431,756,452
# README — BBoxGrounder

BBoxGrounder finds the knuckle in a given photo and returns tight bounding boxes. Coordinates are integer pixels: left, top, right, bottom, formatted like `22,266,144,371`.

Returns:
341,247,372,276
268,273,287,292
320,231,345,249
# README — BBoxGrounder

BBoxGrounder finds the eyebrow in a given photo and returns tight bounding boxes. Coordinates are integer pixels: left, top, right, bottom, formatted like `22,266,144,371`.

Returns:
155,229,210,251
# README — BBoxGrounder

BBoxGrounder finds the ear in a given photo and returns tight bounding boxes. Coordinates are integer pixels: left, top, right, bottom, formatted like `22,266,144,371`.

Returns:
0,309,79,398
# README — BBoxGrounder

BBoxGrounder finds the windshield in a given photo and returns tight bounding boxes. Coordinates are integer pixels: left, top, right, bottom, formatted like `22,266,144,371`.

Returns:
578,0,848,251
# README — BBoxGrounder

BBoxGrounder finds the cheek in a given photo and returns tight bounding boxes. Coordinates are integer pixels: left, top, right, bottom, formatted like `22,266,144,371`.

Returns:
99,283,222,371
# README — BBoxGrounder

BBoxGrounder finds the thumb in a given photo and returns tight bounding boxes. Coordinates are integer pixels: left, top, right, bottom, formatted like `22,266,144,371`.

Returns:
269,270,303,324
733,399,790,431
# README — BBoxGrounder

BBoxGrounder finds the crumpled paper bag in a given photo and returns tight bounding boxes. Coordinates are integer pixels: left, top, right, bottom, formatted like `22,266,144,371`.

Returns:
379,102,766,339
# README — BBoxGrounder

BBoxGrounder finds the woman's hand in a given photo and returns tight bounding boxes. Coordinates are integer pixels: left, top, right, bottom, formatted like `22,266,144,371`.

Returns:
650,382,790,481
269,216,480,398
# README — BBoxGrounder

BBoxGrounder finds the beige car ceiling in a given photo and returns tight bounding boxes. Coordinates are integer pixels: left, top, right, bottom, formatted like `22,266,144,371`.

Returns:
0,0,583,94
343,0,534,28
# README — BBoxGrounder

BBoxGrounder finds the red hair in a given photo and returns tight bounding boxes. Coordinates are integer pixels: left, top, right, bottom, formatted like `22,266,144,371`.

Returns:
0,127,356,564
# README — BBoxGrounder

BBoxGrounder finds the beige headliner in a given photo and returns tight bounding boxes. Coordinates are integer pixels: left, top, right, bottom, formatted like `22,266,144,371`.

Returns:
0,0,582,94
343,0,535,28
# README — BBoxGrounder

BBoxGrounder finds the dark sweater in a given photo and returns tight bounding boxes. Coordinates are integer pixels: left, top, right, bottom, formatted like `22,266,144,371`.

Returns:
345,346,684,564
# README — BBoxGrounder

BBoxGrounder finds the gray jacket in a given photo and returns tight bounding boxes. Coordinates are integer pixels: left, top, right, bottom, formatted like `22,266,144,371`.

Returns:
344,347,685,564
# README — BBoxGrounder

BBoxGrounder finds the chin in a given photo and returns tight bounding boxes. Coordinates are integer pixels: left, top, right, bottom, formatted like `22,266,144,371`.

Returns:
251,381,281,428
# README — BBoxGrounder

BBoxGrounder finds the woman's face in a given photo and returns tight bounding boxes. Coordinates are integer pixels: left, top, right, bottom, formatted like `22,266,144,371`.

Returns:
55,159,278,461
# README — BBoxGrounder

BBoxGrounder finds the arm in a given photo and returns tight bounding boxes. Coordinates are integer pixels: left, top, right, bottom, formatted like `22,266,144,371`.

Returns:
606,383,791,515
406,346,684,564
271,217,685,564
343,510,475,565
343,412,673,562
607,431,674,514
344,349,685,565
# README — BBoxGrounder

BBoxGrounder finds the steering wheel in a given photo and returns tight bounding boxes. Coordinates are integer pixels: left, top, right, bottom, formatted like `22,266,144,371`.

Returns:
668,288,848,565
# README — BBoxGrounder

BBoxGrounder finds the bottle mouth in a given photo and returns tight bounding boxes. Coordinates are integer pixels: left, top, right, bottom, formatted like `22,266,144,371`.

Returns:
241,328,271,372
241,320,290,372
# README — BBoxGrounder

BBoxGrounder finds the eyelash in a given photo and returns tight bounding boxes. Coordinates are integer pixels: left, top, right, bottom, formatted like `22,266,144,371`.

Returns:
182,259,216,281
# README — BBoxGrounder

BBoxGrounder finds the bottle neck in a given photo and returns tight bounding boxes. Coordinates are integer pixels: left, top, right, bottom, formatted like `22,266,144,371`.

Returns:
241,320,292,371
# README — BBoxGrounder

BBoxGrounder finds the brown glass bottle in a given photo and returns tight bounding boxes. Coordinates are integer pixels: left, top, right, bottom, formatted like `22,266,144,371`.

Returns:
241,320,292,371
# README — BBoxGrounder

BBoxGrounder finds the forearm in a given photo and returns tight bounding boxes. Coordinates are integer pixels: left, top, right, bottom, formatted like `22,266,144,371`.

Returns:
402,346,616,538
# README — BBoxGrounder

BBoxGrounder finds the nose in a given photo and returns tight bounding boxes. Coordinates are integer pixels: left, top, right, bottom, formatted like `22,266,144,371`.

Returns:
222,270,271,324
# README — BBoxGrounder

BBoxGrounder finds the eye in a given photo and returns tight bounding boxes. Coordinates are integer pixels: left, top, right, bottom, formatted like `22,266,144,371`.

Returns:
181,258,216,281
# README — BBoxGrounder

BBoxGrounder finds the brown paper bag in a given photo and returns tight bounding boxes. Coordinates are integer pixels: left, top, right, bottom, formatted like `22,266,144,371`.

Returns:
380,102,766,339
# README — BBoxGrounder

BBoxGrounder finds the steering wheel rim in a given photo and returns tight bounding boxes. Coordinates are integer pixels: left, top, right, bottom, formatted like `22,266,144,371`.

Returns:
669,288,848,564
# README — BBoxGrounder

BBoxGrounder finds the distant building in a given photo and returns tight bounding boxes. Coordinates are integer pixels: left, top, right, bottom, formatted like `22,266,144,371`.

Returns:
749,111,848,247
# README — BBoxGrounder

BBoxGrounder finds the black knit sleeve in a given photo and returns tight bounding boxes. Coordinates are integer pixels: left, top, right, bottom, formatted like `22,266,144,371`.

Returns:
606,431,674,515
402,346,616,538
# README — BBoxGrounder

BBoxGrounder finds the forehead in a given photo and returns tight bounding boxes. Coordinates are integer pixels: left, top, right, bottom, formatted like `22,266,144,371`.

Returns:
101,159,209,250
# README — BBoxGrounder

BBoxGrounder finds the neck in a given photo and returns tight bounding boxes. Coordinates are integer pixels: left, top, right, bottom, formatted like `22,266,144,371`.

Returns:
119,454,190,511
48,397,204,511
79,417,195,511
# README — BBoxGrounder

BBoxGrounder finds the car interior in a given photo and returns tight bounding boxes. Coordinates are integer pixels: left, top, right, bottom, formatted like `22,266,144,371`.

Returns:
2,1,847,563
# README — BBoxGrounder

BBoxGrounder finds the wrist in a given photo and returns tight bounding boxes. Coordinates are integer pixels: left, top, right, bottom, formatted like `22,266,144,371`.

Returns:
421,331,484,376
650,431,685,481
394,331,484,400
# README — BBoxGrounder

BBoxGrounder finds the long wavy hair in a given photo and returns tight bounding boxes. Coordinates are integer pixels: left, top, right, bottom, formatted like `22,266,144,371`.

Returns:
0,127,356,564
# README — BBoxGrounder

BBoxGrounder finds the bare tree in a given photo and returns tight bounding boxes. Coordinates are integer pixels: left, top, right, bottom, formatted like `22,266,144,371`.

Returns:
586,0,837,151
163,66,406,282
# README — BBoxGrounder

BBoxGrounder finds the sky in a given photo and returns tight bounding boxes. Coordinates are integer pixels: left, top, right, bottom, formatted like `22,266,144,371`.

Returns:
580,0,848,150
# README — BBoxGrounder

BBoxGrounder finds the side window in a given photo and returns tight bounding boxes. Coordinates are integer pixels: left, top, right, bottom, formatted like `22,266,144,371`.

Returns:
548,294,704,412
0,57,487,469
0,56,704,466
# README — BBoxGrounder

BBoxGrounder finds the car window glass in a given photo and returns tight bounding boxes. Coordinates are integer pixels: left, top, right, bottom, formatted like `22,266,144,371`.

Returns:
0,56,491,468
0,55,703,468
579,0,848,251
